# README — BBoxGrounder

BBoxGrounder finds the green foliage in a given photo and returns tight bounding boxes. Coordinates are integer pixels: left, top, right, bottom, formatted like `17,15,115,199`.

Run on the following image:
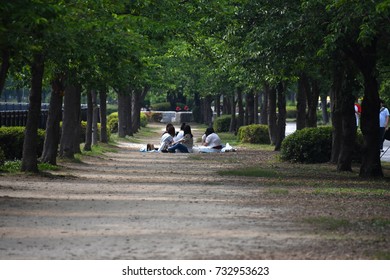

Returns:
107,112,119,133
286,106,297,119
0,127,45,160
238,124,270,144
140,112,148,127
280,127,332,163
150,102,172,111
80,122,111,143
213,115,231,132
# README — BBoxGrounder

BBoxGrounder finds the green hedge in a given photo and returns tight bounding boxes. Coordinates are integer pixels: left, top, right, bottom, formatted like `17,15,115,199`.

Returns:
280,126,332,163
0,126,45,160
238,124,270,144
150,102,171,111
80,121,111,142
213,115,231,132
106,112,148,133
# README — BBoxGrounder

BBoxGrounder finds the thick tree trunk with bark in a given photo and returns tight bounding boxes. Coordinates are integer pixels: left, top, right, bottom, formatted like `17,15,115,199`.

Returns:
59,83,81,159
245,90,255,125
99,88,108,143
92,90,99,145
330,73,343,164
260,87,268,125
275,82,286,151
359,75,382,177
267,85,277,145
296,75,307,130
229,95,237,133
237,88,244,128
320,94,329,124
40,76,64,165
84,90,93,151
0,49,11,95
21,53,44,172
337,92,356,171
117,89,132,137
306,79,319,127
254,91,259,124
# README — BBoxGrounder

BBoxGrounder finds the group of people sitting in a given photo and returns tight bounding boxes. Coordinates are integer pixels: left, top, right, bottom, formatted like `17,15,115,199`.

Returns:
144,122,227,153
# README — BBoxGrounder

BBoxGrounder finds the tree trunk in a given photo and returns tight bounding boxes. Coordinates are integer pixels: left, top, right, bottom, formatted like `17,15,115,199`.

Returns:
132,88,141,133
245,90,255,125
117,88,132,137
267,84,277,145
260,87,268,125
306,79,319,127
320,94,329,124
254,91,259,124
92,90,99,145
59,83,81,159
359,73,382,177
40,76,64,164
0,49,11,95
296,74,307,130
21,52,44,172
237,87,244,128
330,67,343,164
343,43,382,177
275,82,286,151
229,95,237,133
84,90,93,151
99,87,108,143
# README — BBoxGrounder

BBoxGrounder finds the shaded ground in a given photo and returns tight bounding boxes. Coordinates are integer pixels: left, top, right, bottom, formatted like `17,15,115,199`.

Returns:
0,123,389,259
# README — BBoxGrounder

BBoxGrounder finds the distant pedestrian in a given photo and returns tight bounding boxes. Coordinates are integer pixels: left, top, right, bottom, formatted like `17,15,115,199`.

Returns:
379,99,389,152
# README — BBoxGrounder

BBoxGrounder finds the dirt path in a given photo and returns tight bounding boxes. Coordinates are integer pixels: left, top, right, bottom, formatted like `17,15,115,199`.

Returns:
0,123,388,259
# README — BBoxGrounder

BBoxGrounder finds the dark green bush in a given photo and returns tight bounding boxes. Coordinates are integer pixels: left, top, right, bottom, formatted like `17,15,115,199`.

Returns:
150,102,171,111
286,106,297,119
140,112,148,127
107,112,118,133
238,124,270,144
80,121,111,142
213,115,231,132
0,126,45,160
280,126,332,163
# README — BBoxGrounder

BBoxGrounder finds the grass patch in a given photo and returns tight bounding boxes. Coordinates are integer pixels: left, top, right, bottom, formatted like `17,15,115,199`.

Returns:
372,251,390,260
81,143,117,156
313,187,390,197
0,160,60,173
218,166,279,178
304,216,351,231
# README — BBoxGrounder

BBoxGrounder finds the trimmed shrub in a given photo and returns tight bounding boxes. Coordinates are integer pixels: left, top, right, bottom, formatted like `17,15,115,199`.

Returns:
140,112,148,127
280,126,332,163
107,112,118,133
80,122,111,142
0,126,45,160
286,106,297,119
150,102,171,111
213,115,231,132
238,124,270,144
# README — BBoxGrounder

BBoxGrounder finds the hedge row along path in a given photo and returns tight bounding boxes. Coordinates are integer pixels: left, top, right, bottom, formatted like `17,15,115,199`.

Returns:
0,123,389,259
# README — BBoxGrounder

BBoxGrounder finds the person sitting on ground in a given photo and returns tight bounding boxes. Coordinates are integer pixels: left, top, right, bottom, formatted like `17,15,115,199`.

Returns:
168,124,194,153
173,122,186,142
202,127,222,150
158,125,175,152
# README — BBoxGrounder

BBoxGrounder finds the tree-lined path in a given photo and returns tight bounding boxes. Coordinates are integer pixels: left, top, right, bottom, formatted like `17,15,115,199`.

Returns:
0,123,389,259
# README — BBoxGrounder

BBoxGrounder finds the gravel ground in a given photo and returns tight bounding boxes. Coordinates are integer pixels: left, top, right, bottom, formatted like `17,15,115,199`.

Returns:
0,123,389,260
